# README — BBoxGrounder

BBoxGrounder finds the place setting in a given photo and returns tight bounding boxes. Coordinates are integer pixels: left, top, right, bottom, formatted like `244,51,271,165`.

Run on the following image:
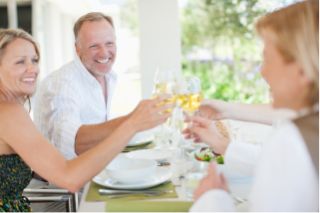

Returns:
86,152,194,212
86,154,177,202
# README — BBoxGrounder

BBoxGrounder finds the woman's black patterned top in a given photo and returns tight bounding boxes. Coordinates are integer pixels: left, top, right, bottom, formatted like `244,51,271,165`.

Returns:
0,154,32,212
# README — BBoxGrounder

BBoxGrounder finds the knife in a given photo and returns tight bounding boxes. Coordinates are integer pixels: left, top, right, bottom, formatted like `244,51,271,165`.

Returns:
98,188,170,195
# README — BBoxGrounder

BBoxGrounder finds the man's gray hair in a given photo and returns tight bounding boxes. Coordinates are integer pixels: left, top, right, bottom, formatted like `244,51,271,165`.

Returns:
73,12,114,41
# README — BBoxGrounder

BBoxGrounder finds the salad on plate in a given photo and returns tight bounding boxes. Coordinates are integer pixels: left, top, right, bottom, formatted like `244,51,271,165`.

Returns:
194,147,224,164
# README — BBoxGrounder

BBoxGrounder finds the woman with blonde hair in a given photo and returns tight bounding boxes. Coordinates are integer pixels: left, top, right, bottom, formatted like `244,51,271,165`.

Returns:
189,0,319,211
0,28,170,211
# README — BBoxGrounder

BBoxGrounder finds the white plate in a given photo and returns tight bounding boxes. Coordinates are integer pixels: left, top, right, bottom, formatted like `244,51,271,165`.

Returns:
125,149,173,162
127,131,154,147
93,167,171,190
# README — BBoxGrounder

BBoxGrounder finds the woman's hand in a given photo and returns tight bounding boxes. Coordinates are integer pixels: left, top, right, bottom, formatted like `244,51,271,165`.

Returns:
197,99,228,120
194,162,229,201
183,116,230,154
127,97,172,132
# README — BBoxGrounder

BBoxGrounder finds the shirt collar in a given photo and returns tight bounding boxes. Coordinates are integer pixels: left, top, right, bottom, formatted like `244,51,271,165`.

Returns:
74,55,117,86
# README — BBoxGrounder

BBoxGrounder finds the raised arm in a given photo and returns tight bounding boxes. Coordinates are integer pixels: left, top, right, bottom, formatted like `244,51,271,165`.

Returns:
1,99,170,193
199,99,296,125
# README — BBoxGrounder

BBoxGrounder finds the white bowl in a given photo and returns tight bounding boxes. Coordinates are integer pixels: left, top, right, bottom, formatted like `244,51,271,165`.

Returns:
106,155,157,183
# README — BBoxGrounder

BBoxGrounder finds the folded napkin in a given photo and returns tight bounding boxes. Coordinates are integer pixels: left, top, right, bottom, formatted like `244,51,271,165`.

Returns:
86,181,177,202
106,200,193,212
123,141,155,152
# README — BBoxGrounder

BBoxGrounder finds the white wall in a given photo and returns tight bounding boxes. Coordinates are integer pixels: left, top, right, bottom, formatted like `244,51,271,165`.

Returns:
138,0,181,98
32,0,75,81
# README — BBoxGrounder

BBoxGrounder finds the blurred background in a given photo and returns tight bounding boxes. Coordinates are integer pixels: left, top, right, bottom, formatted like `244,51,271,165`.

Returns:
1,0,297,118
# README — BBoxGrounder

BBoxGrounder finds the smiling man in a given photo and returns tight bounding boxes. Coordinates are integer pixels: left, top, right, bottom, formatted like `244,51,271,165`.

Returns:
34,12,129,160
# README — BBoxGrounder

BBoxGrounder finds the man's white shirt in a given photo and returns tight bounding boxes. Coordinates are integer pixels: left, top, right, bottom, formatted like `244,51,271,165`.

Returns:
33,56,117,159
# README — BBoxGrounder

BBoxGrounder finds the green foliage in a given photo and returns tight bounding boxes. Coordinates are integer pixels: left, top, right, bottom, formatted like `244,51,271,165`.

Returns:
182,60,269,103
181,0,271,103
181,0,264,53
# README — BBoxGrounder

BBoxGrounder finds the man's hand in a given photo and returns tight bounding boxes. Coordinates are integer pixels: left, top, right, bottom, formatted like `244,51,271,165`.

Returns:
127,97,173,132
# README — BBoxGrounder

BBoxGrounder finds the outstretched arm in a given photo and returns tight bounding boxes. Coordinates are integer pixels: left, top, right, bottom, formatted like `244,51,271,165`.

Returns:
199,99,296,125
1,98,170,192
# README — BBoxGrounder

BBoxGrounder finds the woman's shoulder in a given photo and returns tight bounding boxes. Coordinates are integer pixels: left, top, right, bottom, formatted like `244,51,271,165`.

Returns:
0,103,29,123
0,102,26,112
0,103,33,148
272,120,302,142
292,112,318,134
267,120,311,158
277,116,317,136
272,118,296,131
0,103,26,151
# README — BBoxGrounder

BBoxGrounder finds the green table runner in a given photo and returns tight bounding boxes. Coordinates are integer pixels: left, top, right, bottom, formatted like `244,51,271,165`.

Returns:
106,200,193,212
86,181,177,202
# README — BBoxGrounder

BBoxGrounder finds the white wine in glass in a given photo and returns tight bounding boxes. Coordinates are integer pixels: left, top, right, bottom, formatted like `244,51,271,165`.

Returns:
178,93,203,113
152,68,177,111
177,76,203,115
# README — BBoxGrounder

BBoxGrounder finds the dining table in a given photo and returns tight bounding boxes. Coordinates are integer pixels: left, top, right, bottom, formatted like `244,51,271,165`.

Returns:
78,168,252,212
78,120,270,212
78,154,253,211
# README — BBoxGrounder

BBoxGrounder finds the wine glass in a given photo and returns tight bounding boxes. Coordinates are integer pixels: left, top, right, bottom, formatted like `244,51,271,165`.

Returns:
152,68,175,96
177,76,203,116
169,76,204,183
152,68,177,149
